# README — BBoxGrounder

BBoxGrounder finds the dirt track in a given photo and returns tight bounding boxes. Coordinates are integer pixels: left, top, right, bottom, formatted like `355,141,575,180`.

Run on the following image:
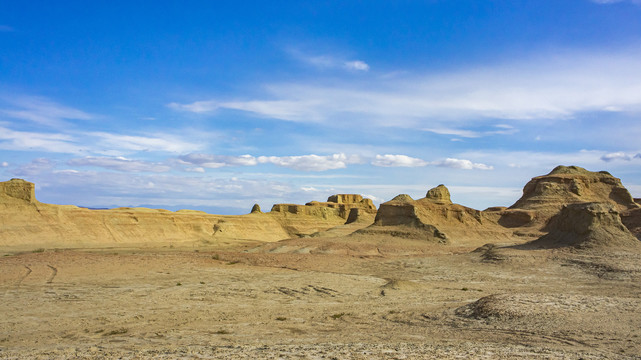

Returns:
1,239,641,359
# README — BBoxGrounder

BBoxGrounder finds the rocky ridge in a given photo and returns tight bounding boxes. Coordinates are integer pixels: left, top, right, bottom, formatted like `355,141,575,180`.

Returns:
1,165,640,251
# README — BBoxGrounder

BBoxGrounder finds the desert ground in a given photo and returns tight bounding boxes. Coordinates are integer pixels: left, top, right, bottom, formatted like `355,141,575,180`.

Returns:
2,237,641,359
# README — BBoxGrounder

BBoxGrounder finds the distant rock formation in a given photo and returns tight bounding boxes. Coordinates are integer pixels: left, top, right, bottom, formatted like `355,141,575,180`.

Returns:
529,202,639,249
1,165,639,250
510,165,638,214
0,178,36,203
364,185,515,244
271,194,376,220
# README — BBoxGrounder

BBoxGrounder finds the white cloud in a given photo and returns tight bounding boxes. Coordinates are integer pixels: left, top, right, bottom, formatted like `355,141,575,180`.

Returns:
68,156,172,173
371,154,428,167
170,48,641,129
344,60,370,71
1,95,93,127
258,153,360,171
1,161,7,167
601,151,634,162
178,154,258,168
432,158,494,170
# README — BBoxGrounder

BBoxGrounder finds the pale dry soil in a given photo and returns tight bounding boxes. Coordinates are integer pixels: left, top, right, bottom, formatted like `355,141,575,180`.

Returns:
1,237,641,359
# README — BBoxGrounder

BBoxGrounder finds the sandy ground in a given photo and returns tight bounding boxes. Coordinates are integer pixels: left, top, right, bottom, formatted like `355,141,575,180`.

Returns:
1,237,641,359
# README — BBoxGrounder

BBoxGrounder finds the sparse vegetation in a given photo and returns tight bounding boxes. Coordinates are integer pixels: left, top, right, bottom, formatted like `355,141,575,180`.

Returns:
200,281,205,284
176,282,182,286
32,248,45,253
330,313,346,319
275,317,287,321
227,260,240,265
212,254,220,260
214,329,231,335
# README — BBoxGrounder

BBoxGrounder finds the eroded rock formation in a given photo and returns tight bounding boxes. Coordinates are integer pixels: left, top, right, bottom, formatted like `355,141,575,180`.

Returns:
530,202,639,249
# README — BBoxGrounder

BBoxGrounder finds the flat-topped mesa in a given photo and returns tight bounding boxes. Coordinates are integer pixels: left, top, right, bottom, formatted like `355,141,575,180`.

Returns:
0,178,37,203
510,165,638,213
270,194,376,220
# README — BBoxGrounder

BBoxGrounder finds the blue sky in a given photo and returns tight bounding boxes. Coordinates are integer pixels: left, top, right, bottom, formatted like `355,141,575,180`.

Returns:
1,0,641,214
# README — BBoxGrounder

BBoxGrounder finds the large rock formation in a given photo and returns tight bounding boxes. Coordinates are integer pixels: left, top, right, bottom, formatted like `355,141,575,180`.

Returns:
363,185,515,244
510,165,638,215
268,194,377,236
529,202,639,249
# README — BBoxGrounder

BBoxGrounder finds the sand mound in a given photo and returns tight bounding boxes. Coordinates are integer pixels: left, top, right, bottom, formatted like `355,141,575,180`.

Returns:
529,202,640,250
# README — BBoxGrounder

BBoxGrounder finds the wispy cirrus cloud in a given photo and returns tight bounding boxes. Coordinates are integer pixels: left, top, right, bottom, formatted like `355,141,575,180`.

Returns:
90,132,204,154
423,125,517,138
68,156,172,173
286,48,370,72
0,126,84,153
591,0,641,4
170,49,641,130
1,95,93,127
0,125,204,155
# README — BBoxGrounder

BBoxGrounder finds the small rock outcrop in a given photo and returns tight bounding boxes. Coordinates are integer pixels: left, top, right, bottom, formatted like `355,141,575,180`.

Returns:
250,204,262,213
425,185,452,205
390,194,414,203
529,202,639,249
0,178,37,203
